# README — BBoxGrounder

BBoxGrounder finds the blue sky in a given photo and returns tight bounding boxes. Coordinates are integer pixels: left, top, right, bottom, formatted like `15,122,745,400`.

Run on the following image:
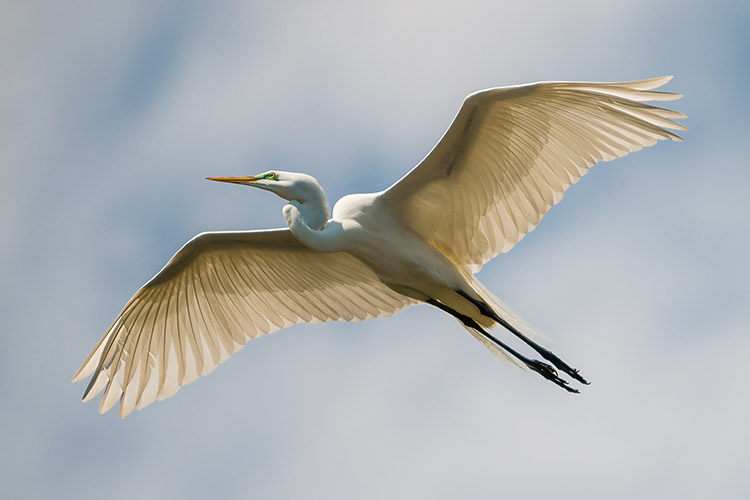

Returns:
2,1,749,499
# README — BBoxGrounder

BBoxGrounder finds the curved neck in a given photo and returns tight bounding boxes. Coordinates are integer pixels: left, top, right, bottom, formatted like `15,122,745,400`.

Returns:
293,182,330,231
283,202,339,253
297,198,329,231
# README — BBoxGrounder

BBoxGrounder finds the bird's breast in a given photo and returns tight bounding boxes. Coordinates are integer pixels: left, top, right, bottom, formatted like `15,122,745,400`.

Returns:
331,196,465,291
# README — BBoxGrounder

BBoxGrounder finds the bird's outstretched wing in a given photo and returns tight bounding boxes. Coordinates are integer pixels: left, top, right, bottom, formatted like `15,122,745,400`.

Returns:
380,76,687,273
73,229,414,417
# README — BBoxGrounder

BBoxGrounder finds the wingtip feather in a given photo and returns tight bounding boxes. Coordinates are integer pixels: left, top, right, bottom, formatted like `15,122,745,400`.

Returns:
622,75,673,90
82,373,109,402
72,347,103,383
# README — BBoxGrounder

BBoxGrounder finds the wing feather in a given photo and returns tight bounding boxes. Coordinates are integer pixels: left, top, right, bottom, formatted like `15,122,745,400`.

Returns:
381,77,686,272
73,229,414,417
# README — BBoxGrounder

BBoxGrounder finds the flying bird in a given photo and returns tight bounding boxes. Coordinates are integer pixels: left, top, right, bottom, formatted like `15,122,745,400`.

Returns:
74,76,686,417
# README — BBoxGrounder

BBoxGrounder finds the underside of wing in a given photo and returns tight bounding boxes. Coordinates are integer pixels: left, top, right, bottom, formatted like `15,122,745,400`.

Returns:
73,229,414,417
381,76,687,272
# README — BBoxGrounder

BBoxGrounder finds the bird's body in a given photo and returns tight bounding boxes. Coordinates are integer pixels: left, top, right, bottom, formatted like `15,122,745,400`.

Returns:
303,191,471,307
74,77,686,417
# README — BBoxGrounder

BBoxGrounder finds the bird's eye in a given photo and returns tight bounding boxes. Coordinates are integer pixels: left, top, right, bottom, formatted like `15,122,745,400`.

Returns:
268,172,276,179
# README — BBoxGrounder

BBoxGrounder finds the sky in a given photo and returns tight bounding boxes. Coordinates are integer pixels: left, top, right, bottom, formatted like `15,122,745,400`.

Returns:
2,0,749,498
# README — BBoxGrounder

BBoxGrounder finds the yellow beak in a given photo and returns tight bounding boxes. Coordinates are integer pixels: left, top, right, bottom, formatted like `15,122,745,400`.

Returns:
206,176,258,185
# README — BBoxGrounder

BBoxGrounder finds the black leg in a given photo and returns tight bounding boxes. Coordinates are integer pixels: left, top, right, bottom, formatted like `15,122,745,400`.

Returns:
454,290,589,385
426,299,579,393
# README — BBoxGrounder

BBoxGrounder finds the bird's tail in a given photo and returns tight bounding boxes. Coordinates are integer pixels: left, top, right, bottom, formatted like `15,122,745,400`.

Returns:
461,324,522,367
470,278,546,340
463,277,546,368
462,277,588,390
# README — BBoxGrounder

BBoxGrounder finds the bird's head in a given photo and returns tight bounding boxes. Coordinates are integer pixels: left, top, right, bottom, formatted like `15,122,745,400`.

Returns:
207,170,322,203
207,170,331,230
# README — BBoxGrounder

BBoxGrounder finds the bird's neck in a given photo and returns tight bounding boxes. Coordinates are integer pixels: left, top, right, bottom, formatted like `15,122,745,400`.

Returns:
297,199,329,231
284,201,338,253
293,184,330,231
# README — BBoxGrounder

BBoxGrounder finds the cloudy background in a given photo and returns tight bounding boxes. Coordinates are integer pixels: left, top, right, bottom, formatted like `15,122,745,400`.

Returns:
2,0,748,498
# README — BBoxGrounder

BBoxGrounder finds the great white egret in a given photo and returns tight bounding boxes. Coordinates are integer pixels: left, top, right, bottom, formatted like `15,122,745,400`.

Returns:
74,76,686,417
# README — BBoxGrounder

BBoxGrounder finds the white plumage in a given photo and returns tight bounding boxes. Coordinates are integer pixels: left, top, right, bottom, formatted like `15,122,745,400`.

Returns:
74,76,686,417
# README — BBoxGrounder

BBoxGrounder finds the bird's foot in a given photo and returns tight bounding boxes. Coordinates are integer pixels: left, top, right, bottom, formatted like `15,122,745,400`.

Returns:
453,289,589,386
524,358,579,394
534,346,589,385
